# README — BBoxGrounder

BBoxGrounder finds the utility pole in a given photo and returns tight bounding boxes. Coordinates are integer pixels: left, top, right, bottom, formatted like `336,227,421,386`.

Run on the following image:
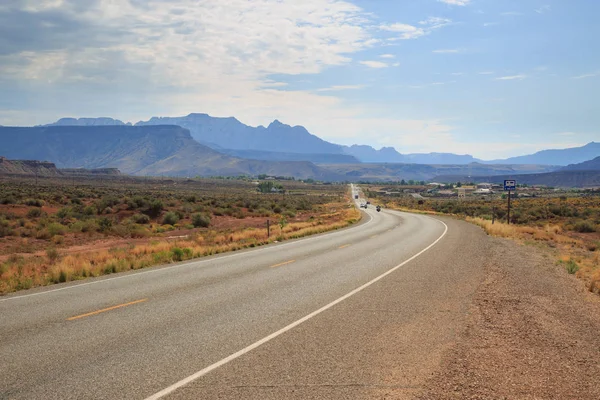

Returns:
267,219,271,238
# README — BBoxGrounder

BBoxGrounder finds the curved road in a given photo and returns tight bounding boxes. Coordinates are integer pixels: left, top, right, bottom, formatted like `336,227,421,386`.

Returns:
0,187,487,399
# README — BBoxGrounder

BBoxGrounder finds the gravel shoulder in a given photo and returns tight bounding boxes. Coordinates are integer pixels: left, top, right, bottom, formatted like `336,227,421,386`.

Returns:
417,224,600,400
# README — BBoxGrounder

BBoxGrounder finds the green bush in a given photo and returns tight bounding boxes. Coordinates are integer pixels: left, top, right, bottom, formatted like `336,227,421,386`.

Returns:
146,200,164,218
0,196,16,205
24,198,44,207
171,247,184,262
191,213,211,228
131,213,150,224
573,220,597,233
162,211,180,225
47,222,67,237
564,259,580,274
98,217,113,232
27,208,42,218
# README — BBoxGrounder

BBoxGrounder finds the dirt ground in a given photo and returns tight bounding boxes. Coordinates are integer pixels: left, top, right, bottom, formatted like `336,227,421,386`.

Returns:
416,236,600,400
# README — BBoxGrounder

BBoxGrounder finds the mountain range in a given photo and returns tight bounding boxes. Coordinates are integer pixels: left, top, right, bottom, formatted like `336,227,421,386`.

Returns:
0,125,342,180
45,114,599,166
0,114,597,185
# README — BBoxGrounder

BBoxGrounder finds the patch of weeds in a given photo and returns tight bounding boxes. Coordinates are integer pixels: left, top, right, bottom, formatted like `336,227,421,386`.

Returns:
559,259,580,274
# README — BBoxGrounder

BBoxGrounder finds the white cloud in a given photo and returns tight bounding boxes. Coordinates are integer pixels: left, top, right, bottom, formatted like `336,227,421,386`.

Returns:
380,54,395,59
438,0,471,5
501,11,523,16
433,49,461,54
478,71,495,75
360,60,389,68
535,5,551,14
381,16,451,40
494,74,527,80
316,85,366,92
379,23,426,40
571,72,600,79
483,22,499,27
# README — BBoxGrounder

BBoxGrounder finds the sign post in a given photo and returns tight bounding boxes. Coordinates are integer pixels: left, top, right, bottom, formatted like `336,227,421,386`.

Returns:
504,180,516,224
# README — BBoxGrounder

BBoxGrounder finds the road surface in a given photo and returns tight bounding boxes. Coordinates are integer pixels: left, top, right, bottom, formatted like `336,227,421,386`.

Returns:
0,188,489,399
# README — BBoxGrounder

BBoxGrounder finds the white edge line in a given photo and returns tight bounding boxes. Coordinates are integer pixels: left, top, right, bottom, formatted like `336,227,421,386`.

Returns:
0,197,373,303
144,217,448,400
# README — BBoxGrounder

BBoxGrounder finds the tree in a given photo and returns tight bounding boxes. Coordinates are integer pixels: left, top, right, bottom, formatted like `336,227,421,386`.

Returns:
456,182,462,188
257,181,274,193
400,179,406,185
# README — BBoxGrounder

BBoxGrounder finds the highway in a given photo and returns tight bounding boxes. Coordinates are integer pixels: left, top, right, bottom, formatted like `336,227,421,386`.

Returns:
0,185,489,399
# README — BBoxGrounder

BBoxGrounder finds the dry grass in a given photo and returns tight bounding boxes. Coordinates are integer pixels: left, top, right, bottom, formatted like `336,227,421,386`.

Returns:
0,203,361,295
466,216,599,294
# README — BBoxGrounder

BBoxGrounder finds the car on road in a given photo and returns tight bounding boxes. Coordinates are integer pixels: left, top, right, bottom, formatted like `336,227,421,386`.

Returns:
376,205,381,212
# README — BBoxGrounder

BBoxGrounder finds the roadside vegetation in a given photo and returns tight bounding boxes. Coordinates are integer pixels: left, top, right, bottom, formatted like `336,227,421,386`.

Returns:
367,190,600,295
0,175,359,294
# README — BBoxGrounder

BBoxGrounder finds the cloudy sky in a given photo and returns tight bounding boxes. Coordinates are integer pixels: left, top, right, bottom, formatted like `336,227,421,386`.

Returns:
1,0,598,159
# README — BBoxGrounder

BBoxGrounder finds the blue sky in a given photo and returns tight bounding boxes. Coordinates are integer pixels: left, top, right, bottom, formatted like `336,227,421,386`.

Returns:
0,0,598,159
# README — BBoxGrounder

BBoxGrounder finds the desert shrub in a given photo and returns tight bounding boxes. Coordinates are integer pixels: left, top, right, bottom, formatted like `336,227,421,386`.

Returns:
83,206,97,216
162,211,180,225
70,219,98,233
47,222,67,237
96,196,120,213
186,195,197,203
56,207,72,219
283,210,296,218
71,197,82,205
171,247,184,262
573,220,597,233
0,196,16,205
191,213,211,228
46,248,60,262
128,196,147,210
27,208,42,218
562,259,580,274
131,213,150,224
0,220,14,238
98,217,113,232
128,225,150,238
145,200,164,218
24,198,44,207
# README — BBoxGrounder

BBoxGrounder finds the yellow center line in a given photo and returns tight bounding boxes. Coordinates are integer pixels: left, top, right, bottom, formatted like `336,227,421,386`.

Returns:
338,244,351,249
270,260,296,269
67,298,148,321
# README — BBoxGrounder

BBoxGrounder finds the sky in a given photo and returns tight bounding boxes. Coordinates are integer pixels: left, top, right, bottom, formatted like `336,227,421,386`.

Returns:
0,0,599,160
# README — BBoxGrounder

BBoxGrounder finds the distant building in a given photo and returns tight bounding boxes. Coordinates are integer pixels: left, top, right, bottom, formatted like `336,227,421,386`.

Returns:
477,183,492,189
474,188,493,194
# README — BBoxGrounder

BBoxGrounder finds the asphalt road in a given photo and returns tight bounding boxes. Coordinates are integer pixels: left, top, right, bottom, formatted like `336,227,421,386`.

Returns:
0,187,486,400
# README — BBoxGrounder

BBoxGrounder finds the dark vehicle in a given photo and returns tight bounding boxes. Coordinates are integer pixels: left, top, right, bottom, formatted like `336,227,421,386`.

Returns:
366,201,370,205
376,205,381,212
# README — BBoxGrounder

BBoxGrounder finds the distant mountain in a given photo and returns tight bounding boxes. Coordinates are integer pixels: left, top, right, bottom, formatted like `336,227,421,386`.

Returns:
218,149,359,164
341,145,480,164
136,113,344,155
0,157,61,176
0,126,342,180
321,162,556,182
342,145,404,163
485,142,600,166
561,156,600,171
402,153,480,164
42,117,130,126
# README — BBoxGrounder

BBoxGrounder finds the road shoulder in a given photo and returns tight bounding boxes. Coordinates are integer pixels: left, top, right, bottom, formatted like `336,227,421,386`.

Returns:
417,229,600,399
